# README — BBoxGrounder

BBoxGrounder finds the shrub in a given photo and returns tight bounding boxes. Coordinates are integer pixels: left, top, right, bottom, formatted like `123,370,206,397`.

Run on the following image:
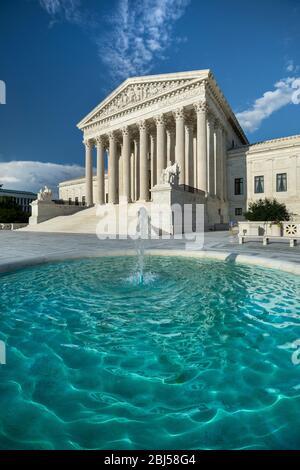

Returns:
244,198,290,223
0,197,29,223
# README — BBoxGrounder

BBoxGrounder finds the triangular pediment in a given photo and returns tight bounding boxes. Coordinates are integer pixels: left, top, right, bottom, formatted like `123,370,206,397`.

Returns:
78,70,210,128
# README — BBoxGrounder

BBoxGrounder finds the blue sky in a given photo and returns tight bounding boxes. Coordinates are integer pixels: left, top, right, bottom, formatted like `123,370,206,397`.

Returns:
0,0,300,192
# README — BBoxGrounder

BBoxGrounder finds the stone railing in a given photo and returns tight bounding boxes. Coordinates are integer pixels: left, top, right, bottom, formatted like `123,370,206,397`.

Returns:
0,223,28,231
238,221,300,238
29,199,85,225
238,221,300,246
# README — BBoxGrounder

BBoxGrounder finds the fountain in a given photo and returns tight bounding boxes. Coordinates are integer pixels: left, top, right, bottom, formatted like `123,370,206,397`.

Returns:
135,207,149,285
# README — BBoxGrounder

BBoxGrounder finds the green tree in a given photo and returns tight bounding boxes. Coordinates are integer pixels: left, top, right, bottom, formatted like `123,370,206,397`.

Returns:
0,197,29,223
244,198,290,222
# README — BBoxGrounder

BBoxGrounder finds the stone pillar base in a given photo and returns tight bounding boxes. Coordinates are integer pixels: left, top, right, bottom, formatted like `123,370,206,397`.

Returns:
151,183,207,234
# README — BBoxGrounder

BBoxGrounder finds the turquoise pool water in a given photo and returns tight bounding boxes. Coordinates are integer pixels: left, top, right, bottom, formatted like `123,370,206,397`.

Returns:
0,256,300,450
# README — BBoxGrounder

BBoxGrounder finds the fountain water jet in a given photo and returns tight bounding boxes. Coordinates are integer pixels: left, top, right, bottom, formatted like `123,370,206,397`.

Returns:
135,207,149,285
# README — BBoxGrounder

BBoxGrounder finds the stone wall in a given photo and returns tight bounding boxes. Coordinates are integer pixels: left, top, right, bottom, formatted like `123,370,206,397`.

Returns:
29,200,85,225
227,134,300,222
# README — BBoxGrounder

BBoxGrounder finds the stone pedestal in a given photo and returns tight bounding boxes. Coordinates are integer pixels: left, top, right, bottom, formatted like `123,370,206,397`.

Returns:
151,183,207,235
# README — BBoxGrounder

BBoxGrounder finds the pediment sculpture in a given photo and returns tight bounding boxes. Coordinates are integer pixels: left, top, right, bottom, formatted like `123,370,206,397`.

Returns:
91,79,191,122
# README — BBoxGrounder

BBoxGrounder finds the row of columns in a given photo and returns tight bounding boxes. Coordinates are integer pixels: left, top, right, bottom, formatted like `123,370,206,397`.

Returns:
84,101,227,206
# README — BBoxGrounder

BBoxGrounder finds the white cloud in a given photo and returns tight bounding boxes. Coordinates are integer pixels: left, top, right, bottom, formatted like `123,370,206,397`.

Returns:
0,176,19,184
286,59,300,73
236,76,300,133
0,161,84,197
39,0,61,15
39,0,83,25
38,0,190,82
99,0,190,82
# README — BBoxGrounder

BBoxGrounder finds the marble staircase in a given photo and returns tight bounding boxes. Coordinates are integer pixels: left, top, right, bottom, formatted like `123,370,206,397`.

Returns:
19,202,153,235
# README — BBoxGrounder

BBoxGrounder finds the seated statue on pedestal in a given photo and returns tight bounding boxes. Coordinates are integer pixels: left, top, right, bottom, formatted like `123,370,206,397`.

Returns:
161,162,180,186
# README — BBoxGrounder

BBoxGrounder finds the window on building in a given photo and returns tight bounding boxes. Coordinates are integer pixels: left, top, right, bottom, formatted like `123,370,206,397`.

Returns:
75,197,79,206
276,173,287,192
235,208,243,216
234,178,243,195
68,198,72,205
82,196,86,206
254,175,264,194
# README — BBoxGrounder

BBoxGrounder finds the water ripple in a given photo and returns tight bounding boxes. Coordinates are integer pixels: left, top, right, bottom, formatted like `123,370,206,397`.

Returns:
0,256,300,449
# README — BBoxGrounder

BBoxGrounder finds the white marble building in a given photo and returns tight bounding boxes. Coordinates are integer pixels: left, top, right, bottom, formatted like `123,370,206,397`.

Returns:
59,70,300,227
228,134,300,221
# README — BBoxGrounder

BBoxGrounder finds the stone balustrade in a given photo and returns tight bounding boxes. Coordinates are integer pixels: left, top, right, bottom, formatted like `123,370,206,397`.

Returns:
238,220,300,246
0,223,28,231
29,199,85,225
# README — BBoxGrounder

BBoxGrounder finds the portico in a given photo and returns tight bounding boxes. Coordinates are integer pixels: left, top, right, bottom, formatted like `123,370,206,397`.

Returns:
78,70,247,225
83,105,231,207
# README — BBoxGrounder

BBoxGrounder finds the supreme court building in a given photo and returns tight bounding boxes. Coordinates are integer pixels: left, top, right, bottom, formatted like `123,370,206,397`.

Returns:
59,70,300,228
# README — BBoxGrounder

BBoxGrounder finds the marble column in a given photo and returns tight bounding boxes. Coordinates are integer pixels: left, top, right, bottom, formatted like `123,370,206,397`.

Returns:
166,126,175,166
108,131,117,204
139,120,149,201
118,143,123,201
134,137,140,200
122,126,131,203
193,134,197,188
96,136,105,205
130,144,135,202
194,101,208,192
84,139,93,206
174,108,185,185
185,121,194,187
213,120,218,198
150,131,157,188
215,120,223,199
207,115,215,196
222,128,228,200
155,115,166,184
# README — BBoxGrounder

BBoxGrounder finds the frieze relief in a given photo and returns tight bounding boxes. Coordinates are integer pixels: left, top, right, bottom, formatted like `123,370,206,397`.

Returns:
90,79,195,123
83,81,205,138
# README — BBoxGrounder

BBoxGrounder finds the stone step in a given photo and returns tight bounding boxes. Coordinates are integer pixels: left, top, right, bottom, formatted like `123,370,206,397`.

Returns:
19,202,153,234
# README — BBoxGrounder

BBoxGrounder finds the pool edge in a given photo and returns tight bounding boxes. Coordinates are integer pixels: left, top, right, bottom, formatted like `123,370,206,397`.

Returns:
0,249,299,276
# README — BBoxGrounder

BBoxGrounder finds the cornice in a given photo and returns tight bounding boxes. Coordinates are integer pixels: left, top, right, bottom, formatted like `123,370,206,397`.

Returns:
205,76,248,145
248,134,300,150
59,174,108,187
227,133,300,154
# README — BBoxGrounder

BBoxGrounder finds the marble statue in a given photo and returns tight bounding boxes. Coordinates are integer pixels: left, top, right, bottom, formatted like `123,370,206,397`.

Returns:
37,186,52,202
161,162,180,186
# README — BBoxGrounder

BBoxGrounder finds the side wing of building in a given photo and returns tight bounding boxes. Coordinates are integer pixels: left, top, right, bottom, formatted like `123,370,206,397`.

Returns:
227,134,300,221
